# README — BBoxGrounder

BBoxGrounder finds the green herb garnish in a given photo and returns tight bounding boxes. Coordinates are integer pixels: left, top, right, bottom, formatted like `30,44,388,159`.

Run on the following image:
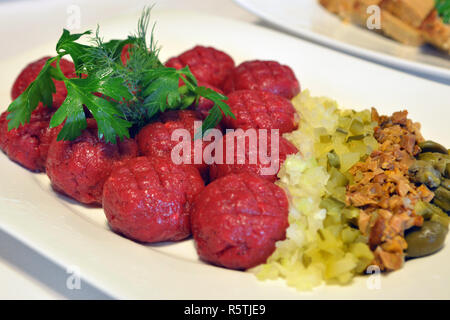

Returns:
7,7,234,143
436,0,450,24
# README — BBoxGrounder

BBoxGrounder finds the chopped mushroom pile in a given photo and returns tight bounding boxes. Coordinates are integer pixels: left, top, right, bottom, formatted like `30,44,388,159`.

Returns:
346,109,434,270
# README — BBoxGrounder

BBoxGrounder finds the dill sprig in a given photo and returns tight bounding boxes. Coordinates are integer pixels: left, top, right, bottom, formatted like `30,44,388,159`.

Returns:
7,7,233,143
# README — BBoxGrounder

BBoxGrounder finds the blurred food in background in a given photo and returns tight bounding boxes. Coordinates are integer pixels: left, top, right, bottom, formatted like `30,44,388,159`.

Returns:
319,0,450,54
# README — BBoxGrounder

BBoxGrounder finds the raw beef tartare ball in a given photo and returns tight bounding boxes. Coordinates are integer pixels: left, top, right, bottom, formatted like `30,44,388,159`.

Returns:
2,57,76,172
103,156,205,243
46,119,138,205
165,45,235,88
191,172,289,269
136,110,209,179
120,44,132,66
0,105,60,172
209,131,298,182
223,60,300,99
221,90,298,134
11,56,76,107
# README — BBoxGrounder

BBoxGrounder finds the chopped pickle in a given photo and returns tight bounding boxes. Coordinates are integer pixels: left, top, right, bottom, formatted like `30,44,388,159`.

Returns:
327,150,341,169
414,201,449,225
363,136,378,152
349,118,364,135
261,91,378,290
434,187,450,212
442,179,450,190
320,135,332,143
342,207,360,221
327,167,349,188
336,127,348,135
355,110,372,124
338,116,352,129
341,227,359,243
314,127,328,137
414,201,434,217
320,197,346,213
332,187,347,203
346,134,366,142
341,152,361,172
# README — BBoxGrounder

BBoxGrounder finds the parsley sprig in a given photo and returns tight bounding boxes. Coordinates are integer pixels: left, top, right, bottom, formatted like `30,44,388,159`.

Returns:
7,7,234,143
436,0,450,23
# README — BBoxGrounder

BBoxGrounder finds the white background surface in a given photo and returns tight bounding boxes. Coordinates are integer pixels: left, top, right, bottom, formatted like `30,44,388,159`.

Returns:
0,0,448,300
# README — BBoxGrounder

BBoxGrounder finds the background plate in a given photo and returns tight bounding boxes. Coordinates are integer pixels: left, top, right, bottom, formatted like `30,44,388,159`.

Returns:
0,9,449,299
234,0,450,82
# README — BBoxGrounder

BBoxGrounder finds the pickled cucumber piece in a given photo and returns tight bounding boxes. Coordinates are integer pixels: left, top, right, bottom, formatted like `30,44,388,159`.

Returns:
327,167,349,187
418,152,450,175
442,179,450,190
419,141,448,155
414,201,449,227
355,110,372,124
327,150,341,169
349,118,364,135
338,116,352,129
433,187,450,212
320,197,345,214
336,127,348,135
409,160,441,189
346,134,366,142
405,221,448,258
341,152,361,172
320,134,332,143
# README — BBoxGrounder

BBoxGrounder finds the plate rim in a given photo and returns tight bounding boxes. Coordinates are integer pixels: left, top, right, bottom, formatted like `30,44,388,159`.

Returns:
232,0,450,81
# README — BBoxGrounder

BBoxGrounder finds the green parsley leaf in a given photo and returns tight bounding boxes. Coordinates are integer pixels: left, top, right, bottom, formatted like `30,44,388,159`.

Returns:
194,104,222,140
50,92,87,141
7,57,57,129
6,7,235,144
142,68,181,114
51,76,131,143
178,66,198,89
56,29,91,72
193,85,234,138
435,0,450,23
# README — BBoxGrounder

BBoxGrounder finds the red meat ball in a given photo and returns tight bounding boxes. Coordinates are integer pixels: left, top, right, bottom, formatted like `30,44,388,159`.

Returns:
165,45,235,89
0,105,60,172
222,60,300,99
120,44,132,66
136,110,209,179
221,90,298,134
209,131,298,182
103,156,205,243
191,172,289,270
11,56,76,108
46,119,138,205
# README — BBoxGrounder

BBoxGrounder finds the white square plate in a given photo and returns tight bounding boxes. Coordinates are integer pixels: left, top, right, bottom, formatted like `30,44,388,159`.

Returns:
0,9,449,299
